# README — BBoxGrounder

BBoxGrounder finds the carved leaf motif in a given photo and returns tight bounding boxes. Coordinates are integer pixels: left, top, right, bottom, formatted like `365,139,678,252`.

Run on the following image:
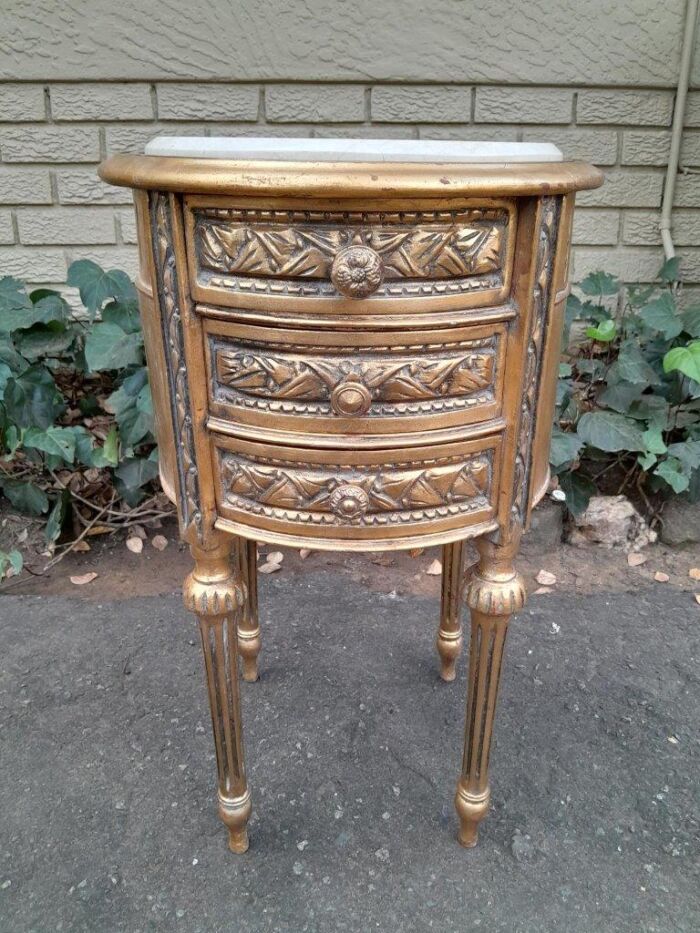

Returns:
221,453,491,522
216,346,496,409
196,212,506,283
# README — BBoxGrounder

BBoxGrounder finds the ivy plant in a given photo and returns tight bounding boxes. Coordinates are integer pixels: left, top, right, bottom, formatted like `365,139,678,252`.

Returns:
0,260,160,559
551,259,700,515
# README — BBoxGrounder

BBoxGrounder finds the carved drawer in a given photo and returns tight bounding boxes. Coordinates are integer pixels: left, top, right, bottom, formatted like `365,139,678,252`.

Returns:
211,433,501,548
203,318,508,442
184,196,516,315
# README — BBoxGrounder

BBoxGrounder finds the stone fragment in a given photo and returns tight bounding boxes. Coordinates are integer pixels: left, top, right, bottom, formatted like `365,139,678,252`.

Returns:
566,495,656,550
659,499,700,548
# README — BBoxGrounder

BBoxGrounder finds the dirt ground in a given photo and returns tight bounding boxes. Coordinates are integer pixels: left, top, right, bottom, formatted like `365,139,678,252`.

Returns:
2,508,700,606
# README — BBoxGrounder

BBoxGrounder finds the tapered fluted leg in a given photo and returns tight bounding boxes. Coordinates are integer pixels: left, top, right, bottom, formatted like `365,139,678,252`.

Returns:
437,540,465,681
455,532,525,847
184,537,252,853
236,538,260,682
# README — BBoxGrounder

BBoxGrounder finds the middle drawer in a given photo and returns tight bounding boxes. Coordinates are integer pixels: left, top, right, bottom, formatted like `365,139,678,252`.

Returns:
202,317,507,440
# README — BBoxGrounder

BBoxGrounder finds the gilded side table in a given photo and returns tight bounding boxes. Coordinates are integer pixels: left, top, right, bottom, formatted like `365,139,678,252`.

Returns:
99,139,602,853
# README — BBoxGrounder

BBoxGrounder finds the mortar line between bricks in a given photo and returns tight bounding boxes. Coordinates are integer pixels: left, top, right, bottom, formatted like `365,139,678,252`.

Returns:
2,79,686,91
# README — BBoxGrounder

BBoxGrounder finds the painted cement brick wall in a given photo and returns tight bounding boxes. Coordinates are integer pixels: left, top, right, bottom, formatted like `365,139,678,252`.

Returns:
1,0,699,291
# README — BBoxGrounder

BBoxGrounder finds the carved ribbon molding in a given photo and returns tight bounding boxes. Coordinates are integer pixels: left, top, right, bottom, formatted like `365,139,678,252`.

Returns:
194,207,508,297
151,193,203,539
213,337,498,417
511,196,561,524
219,450,492,527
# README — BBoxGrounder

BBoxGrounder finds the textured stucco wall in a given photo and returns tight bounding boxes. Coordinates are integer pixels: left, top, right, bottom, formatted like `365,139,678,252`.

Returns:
1,0,699,291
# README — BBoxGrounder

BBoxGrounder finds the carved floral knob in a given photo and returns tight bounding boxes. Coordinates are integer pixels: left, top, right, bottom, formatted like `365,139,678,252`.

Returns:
330,378,372,416
330,484,370,521
330,245,383,298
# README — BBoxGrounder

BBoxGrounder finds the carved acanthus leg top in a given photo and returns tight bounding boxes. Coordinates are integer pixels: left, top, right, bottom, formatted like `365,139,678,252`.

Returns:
455,532,525,848
235,538,261,682
184,538,252,853
437,540,466,682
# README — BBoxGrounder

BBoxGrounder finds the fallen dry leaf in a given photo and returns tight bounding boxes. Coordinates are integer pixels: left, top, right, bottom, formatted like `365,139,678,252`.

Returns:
73,540,91,553
130,525,147,540
70,572,98,586
152,535,168,551
266,551,284,565
627,552,647,567
534,586,553,595
126,536,143,554
694,594,700,605
689,567,700,581
258,560,282,574
536,569,557,586
299,549,311,560
409,548,425,558
426,558,442,575
654,571,670,583
86,524,111,536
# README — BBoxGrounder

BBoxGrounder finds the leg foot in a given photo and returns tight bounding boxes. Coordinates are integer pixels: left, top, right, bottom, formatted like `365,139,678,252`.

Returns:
236,538,260,682
219,789,252,853
455,532,525,847
437,541,465,681
184,537,252,853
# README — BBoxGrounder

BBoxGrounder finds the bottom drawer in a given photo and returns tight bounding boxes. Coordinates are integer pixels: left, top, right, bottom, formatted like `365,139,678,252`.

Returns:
211,432,501,549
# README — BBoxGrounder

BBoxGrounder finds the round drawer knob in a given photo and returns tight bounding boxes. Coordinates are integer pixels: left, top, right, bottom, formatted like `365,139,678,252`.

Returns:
330,245,383,299
330,484,370,521
330,379,372,416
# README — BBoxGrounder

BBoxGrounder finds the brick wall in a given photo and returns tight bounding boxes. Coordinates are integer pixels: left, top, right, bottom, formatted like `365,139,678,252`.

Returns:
1,80,698,294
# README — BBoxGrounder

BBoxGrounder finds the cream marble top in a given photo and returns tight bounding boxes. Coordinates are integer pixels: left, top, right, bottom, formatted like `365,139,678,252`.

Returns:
144,137,563,164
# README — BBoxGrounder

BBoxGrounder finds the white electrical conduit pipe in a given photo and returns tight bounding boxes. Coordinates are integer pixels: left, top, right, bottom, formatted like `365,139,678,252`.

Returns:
660,0,700,259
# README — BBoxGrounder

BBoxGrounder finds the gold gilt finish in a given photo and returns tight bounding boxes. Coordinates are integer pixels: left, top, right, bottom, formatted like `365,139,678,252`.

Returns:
100,153,602,853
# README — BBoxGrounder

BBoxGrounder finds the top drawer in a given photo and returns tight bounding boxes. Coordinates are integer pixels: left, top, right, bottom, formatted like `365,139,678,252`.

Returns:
184,196,516,315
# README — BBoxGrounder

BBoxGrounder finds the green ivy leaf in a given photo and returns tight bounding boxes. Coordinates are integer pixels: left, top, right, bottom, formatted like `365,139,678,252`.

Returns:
559,362,573,378
638,293,683,339
663,340,700,383
638,452,657,471
575,358,605,378
557,470,596,515
98,425,119,467
45,490,69,544
597,381,643,413
549,428,583,468
667,439,700,473
0,360,12,399
14,322,75,360
0,337,29,375
0,480,49,515
642,427,667,455
608,345,661,386
104,368,153,446
580,271,619,297
23,425,77,463
0,548,23,580
577,411,647,452
67,260,136,316
682,305,700,338
655,456,690,493
0,276,32,318
628,395,670,428
3,365,65,429
585,319,617,342
658,257,681,284
114,455,159,506
0,288,69,333
3,425,20,457
84,322,144,372
102,299,141,334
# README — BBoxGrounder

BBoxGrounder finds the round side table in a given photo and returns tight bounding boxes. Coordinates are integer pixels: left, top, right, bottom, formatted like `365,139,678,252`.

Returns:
99,139,602,852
